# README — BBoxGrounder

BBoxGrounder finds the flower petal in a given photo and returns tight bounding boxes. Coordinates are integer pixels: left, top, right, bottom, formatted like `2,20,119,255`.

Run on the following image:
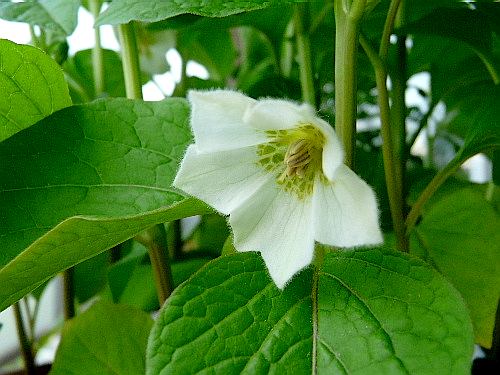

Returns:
173,145,272,215
189,90,267,152
243,98,306,131
312,165,383,247
315,118,344,181
230,180,314,288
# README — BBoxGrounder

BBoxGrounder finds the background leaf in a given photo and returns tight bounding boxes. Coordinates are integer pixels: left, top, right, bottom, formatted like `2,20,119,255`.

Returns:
147,249,473,374
0,98,211,311
0,39,71,142
50,301,153,375
0,0,80,35
96,0,305,25
414,188,500,347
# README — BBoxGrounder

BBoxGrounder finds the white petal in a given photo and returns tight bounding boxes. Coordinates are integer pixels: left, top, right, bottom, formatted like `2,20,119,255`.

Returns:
230,180,314,288
188,90,267,152
243,98,306,131
173,145,271,215
315,118,344,181
312,165,383,247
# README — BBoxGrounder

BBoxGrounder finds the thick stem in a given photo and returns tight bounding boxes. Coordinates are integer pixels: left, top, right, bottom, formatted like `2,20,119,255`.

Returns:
118,23,173,304
13,302,36,375
63,268,75,320
118,23,143,100
294,3,316,107
89,0,105,96
334,0,364,168
136,225,174,305
360,35,408,251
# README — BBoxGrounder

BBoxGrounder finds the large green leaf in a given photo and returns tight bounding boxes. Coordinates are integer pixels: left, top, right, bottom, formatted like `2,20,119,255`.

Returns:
0,39,71,142
50,301,153,375
147,249,473,374
414,188,500,348
0,98,211,312
0,0,80,35
96,0,304,25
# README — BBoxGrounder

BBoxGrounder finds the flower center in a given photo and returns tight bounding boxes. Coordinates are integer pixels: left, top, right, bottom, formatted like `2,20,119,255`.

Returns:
257,124,325,199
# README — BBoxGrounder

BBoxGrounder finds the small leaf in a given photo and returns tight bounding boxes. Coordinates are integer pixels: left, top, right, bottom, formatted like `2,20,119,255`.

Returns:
50,301,153,375
147,248,474,374
414,188,500,347
0,39,71,142
0,0,80,35
96,0,305,25
0,98,211,312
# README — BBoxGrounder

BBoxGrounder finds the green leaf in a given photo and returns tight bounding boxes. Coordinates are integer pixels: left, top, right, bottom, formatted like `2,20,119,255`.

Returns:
147,249,473,374
73,251,111,303
63,49,126,102
414,188,500,347
50,301,153,375
440,83,500,162
0,98,211,312
0,39,71,142
96,0,304,25
0,0,80,35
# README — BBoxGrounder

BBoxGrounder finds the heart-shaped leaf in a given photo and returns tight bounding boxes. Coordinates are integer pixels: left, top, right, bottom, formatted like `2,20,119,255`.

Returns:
147,248,474,374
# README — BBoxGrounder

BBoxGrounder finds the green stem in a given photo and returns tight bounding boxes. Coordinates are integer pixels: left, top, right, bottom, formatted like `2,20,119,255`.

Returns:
475,50,500,85
360,35,407,251
405,157,459,233
118,22,142,99
89,0,105,96
118,22,174,304
280,20,295,78
136,225,174,305
379,0,402,60
311,245,325,375
13,302,36,375
334,0,365,168
294,3,316,107
63,268,75,320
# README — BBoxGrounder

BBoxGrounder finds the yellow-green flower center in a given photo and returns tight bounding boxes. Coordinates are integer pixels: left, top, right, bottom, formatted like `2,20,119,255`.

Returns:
257,124,325,199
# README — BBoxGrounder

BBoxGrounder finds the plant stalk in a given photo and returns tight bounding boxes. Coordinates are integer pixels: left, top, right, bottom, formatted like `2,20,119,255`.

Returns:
359,35,407,251
118,22,143,100
63,268,75,320
136,225,174,305
13,302,36,375
294,3,316,107
118,21,173,304
334,0,365,168
89,0,105,96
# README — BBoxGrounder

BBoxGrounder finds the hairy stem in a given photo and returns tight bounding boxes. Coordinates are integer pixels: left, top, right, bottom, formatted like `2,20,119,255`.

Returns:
360,35,408,251
334,0,365,168
294,3,316,107
13,302,36,375
89,0,105,96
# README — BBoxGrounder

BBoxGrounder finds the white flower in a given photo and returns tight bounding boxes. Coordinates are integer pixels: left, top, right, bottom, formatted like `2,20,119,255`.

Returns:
174,90,383,288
